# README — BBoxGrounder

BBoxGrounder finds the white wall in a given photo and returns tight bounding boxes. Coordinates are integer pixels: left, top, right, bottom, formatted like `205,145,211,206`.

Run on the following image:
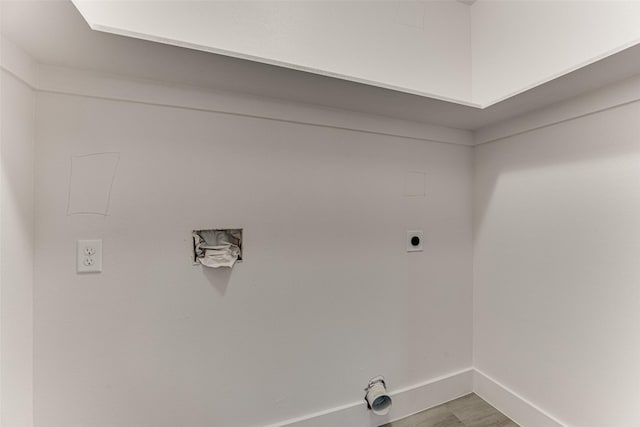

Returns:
471,0,640,105
33,86,473,427
72,0,472,103
0,70,35,427
474,99,640,426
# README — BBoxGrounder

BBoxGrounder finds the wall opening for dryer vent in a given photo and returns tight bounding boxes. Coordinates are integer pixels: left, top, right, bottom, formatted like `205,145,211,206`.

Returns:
192,229,243,268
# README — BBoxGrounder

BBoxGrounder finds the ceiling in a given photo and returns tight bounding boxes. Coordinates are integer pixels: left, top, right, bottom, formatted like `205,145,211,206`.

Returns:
3,1,640,131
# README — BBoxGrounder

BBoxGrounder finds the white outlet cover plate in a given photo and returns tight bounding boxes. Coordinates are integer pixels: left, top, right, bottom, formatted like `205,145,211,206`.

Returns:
406,231,424,252
77,239,103,273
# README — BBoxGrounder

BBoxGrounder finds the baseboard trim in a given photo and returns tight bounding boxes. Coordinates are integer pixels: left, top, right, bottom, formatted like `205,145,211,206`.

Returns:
473,369,567,427
266,368,572,427
266,368,473,427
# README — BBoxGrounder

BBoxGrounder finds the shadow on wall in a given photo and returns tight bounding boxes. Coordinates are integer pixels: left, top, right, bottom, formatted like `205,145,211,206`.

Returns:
473,101,640,239
201,266,233,295
471,100,640,426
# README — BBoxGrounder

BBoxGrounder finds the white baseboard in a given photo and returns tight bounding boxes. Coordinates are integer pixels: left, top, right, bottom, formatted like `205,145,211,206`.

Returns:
266,368,473,427
268,368,571,427
473,369,567,427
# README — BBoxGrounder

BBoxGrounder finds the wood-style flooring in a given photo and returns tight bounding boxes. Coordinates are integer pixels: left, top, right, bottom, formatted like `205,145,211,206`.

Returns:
381,393,519,427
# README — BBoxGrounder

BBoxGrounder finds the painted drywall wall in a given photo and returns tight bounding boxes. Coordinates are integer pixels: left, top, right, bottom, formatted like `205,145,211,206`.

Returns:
71,0,472,103
0,70,35,427
474,100,640,426
471,0,640,105
33,87,473,427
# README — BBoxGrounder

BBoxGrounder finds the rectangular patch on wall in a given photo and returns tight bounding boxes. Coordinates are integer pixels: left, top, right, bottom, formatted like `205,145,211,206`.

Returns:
67,152,120,215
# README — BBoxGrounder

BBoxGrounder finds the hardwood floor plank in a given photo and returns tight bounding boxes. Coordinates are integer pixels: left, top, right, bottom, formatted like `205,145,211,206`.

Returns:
382,393,519,427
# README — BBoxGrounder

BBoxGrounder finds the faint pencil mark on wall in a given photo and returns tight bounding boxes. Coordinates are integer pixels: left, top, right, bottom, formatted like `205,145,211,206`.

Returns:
67,152,120,216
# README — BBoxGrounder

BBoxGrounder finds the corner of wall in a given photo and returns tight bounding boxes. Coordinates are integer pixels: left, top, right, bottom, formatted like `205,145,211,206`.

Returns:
472,72,640,146
0,35,38,89
473,369,565,427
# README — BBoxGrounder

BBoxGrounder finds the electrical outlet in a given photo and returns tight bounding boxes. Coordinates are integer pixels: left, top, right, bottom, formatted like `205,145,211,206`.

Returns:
77,239,102,273
406,231,424,252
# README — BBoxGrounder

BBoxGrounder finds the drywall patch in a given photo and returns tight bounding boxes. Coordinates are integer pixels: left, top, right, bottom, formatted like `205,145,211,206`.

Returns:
67,152,120,215
403,171,426,197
